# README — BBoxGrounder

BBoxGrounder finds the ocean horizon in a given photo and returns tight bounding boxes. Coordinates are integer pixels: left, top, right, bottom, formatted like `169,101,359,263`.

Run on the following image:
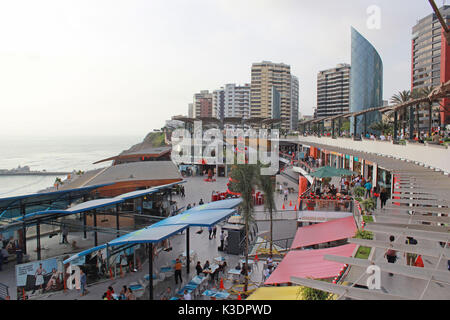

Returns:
0,134,143,197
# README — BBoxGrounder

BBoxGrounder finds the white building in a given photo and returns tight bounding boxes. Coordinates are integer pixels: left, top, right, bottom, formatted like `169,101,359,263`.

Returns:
213,84,251,121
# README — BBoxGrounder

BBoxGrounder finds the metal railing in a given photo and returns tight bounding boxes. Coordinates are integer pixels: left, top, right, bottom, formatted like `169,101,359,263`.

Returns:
298,199,353,213
0,283,9,300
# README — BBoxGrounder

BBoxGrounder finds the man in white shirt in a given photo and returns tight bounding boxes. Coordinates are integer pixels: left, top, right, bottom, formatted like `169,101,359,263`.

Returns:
183,290,192,300
380,134,386,141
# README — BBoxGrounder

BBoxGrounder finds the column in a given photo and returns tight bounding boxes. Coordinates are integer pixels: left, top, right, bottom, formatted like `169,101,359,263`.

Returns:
93,209,98,247
393,110,398,142
116,203,120,238
36,219,41,261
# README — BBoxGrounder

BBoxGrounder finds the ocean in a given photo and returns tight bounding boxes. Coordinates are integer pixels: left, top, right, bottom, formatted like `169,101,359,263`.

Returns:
0,135,142,197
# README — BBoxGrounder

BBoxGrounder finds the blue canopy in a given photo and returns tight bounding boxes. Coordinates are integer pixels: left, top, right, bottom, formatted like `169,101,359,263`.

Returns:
187,198,242,212
63,199,240,264
152,208,237,228
108,224,188,247
115,181,186,201
18,198,125,221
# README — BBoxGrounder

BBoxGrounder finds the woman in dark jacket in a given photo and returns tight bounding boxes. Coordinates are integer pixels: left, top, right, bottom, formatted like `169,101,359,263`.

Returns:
380,188,388,210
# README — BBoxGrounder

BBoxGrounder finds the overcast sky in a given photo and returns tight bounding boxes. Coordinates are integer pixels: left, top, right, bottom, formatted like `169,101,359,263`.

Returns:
0,0,439,138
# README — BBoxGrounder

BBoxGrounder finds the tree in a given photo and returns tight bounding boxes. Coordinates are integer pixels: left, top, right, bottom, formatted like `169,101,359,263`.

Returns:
258,170,276,255
391,90,411,134
370,120,393,135
299,285,332,300
417,86,435,136
230,163,259,293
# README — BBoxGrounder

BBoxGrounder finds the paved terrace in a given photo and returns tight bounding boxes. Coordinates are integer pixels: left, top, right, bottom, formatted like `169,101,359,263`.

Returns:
284,136,450,300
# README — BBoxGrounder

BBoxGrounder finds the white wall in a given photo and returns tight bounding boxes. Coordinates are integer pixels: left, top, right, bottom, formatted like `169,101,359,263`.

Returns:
295,136,450,174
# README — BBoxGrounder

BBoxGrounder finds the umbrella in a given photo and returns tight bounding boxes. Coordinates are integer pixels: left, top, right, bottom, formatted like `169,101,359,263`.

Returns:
309,166,343,178
336,168,357,176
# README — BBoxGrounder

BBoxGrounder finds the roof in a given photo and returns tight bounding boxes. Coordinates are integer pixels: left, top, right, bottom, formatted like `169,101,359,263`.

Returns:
290,217,357,249
63,199,240,264
247,286,303,300
264,244,357,285
115,181,186,201
0,184,111,220
93,147,171,164
82,161,182,186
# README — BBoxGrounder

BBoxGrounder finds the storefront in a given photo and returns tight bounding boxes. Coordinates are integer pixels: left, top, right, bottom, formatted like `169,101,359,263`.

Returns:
352,157,362,175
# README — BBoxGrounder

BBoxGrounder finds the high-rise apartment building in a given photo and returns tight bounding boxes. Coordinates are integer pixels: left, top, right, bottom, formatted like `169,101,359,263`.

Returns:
213,84,250,121
316,64,351,118
290,75,299,131
188,103,194,118
412,5,450,128
193,90,213,118
250,61,292,130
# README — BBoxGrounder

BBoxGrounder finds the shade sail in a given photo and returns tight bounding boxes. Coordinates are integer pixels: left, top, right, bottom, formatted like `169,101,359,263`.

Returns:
152,208,237,228
108,224,188,247
291,217,357,249
63,244,108,264
187,198,242,212
18,198,124,221
309,166,344,178
247,286,303,300
264,244,357,285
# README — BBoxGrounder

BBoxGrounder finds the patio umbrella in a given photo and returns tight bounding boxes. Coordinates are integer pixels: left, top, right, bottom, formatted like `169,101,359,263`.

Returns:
309,166,343,178
336,168,357,176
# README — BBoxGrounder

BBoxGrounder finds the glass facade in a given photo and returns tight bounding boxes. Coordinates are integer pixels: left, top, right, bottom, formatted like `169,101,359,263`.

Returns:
271,86,281,119
350,27,383,135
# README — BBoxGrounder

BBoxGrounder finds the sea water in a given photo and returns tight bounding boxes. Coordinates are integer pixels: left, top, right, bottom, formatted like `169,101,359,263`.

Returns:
0,135,141,197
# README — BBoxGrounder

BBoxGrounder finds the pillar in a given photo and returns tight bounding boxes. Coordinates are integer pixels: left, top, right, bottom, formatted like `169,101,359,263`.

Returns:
394,110,398,142
36,219,41,261
186,227,190,275
409,106,415,140
148,243,153,300
116,204,120,238
93,209,98,247
20,203,27,255
353,116,358,140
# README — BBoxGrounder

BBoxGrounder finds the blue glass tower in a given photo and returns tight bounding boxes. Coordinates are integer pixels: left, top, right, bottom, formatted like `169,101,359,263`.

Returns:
350,27,383,136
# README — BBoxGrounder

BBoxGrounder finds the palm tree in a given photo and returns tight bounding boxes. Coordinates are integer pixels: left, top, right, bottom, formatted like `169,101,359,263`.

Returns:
369,120,393,135
258,170,277,255
230,163,259,294
390,90,411,136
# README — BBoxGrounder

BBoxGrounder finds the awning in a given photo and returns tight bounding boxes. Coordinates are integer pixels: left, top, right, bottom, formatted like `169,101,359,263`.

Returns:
247,286,303,300
152,208,237,228
18,197,124,221
108,224,188,247
187,198,242,212
114,181,186,201
291,217,357,249
264,244,357,285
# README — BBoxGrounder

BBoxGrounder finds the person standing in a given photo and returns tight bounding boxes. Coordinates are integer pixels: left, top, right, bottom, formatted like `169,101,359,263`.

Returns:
174,258,183,285
80,269,87,297
199,199,204,205
283,188,289,202
384,235,397,276
212,226,217,239
380,188,388,210
220,230,225,251
208,226,213,240
127,288,136,300
62,224,69,244
195,261,203,276
160,286,172,300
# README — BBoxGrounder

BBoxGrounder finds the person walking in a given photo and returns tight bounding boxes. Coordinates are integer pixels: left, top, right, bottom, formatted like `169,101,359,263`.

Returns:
364,179,372,199
384,235,397,276
208,226,213,240
174,258,183,285
212,226,217,239
380,188,388,210
283,188,289,202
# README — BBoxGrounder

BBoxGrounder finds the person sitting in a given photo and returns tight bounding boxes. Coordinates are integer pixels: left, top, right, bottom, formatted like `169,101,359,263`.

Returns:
195,261,203,276
203,260,210,271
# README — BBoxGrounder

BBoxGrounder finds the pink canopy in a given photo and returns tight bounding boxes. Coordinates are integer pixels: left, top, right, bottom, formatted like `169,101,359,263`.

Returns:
291,216,357,249
264,244,357,285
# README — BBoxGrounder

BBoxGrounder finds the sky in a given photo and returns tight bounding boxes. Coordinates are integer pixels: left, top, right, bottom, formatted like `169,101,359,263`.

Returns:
0,0,440,138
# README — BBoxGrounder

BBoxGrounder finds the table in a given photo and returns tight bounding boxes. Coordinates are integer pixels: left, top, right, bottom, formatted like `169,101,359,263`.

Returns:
202,263,219,274
240,259,254,265
202,289,230,299
228,268,252,281
214,256,226,263
160,266,173,273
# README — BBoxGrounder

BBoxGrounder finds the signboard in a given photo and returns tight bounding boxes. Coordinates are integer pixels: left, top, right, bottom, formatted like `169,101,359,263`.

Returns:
16,257,63,297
